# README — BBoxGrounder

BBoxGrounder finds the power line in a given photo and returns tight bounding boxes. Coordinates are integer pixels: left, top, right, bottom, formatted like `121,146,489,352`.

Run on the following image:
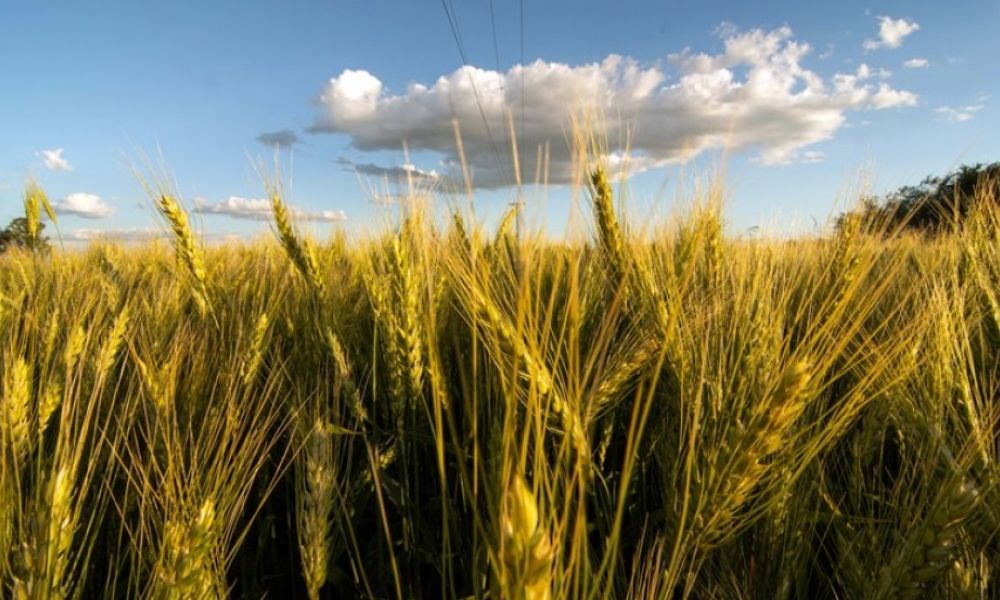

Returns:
438,0,512,189
518,0,526,239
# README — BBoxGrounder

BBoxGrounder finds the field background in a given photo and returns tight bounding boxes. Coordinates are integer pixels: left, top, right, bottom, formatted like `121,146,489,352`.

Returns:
2,169,1000,599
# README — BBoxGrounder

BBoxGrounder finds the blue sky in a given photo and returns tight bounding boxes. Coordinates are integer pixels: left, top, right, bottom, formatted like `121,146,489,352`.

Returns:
1,0,998,240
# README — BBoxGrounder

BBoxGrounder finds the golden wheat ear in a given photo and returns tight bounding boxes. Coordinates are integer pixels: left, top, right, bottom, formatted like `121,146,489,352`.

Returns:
500,475,554,600
271,192,325,294
157,194,211,315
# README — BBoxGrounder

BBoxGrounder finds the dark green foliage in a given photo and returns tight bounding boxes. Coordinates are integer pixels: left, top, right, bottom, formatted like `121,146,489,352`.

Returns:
0,217,49,254
838,162,1000,234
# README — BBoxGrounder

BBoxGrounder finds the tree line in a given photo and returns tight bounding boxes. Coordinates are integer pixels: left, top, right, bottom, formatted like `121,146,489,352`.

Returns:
838,162,1000,234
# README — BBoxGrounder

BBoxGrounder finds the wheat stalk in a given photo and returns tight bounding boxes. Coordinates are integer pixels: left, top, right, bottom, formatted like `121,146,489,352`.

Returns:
324,328,368,424
497,205,519,242
466,277,588,461
37,320,82,438
590,334,661,416
590,167,628,285
389,233,424,406
96,307,130,381
36,384,62,440
879,480,979,599
297,418,336,600
363,262,408,421
271,193,324,293
589,167,670,330
3,356,32,462
241,312,269,386
500,475,554,600
153,499,222,600
697,360,811,546
157,194,210,315
12,465,75,599
23,180,56,248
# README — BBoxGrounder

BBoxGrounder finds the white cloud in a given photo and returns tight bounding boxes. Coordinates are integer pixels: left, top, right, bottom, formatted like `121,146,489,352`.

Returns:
70,228,246,243
193,196,347,222
798,150,825,164
311,26,918,183
864,16,920,51
870,83,918,109
40,148,72,171
903,58,929,69
70,228,164,241
751,148,826,165
52,193,113,218
935,104,985,123
712,21,739,39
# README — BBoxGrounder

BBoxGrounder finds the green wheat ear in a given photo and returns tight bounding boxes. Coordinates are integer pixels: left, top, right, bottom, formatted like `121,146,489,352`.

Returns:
298,418,336,600
881,480,980,600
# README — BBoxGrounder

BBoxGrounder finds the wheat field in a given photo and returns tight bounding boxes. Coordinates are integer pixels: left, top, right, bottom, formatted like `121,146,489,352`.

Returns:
2,167,1000,599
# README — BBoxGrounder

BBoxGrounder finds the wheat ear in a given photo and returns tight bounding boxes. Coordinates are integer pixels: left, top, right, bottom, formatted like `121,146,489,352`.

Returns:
697,360,811,546
501,475,554,600
880,480,979,599
3,356,32,462
242,312,269,386
154,499,222,600
157,194,210,315
298,418,336,600
12,465,75,599
272,193,324,293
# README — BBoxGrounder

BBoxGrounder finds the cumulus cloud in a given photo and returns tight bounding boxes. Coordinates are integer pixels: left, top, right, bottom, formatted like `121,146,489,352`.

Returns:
864,16,920,51
310,26,918,185
40,148,72,171
257,129,301,148
935,104,984,123
193,196,347,222
903,58,929,69
52,193,113,218
870,83,918,109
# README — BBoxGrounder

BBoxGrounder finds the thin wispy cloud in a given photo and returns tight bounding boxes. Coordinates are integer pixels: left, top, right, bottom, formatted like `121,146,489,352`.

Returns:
311,26,918,187
863,16,920,51
52,193,113,218
193,196,347,222
69,228,244,243
257,129,301,148
935,104,985,123
903,58,929,69
712,21,740,39
40,148,72,171
70,227,164,241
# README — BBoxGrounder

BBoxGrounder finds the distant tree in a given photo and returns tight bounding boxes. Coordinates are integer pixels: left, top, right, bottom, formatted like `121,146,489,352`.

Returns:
0,217,49,254
838,162,1000,234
